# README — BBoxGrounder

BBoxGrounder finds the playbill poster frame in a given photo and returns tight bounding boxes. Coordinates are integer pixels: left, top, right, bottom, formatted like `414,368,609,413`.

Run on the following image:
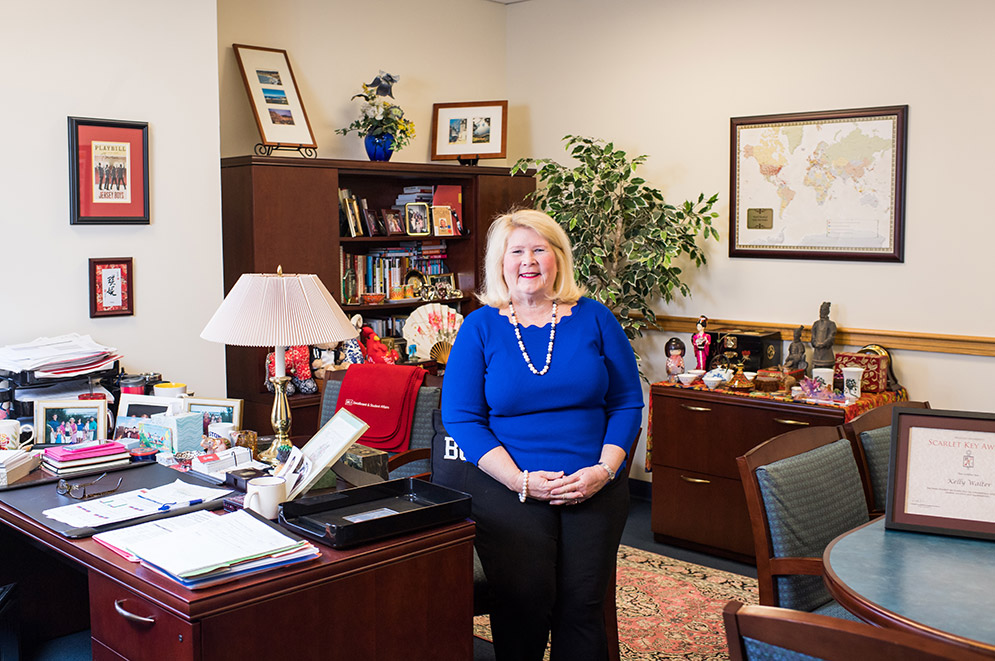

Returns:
68,117,149,225
887,407,995,540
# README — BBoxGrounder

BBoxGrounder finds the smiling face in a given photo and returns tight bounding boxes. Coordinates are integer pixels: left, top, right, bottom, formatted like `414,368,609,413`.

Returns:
503,226,558,303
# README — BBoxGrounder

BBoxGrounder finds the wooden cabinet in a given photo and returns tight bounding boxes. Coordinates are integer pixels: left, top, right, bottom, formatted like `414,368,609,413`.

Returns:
650,385,846,563
219,156,535,435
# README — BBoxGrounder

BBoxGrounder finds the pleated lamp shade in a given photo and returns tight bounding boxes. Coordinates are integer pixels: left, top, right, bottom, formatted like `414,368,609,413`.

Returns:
201,271,358,348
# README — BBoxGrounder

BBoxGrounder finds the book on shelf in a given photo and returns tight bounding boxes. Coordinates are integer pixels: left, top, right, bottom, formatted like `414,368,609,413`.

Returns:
394,192,433,205
402,185,434,194
433,185,463,232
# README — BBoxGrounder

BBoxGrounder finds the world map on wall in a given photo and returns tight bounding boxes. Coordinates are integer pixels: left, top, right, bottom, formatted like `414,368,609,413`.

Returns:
734,115,899,254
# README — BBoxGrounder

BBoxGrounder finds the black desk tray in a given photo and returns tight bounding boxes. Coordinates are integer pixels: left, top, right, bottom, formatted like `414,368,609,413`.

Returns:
279,478,470,549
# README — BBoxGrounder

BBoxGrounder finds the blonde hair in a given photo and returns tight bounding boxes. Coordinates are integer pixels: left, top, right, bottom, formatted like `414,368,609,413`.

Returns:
477,208,585,308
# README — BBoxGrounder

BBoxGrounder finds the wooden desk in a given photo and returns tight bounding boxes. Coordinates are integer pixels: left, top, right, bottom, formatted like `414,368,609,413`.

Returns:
824,517,995,657
0,487,474,660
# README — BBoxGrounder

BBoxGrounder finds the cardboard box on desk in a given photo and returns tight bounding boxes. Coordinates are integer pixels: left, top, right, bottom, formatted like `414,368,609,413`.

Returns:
150,412,203,453
834,352,888,393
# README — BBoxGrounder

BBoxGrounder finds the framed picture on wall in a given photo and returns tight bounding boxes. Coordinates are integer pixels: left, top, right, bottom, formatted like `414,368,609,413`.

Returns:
430,100,508,161
88,257,134,318
232,44,316,150
68,117,149,225
730,105,907,262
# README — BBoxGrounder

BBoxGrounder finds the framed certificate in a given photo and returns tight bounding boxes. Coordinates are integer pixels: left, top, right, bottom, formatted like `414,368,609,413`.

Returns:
887,408,995,540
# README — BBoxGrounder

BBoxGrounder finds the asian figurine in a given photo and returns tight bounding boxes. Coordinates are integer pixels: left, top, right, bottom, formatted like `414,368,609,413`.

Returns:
665,337,686,382
692,315,711,371
810,302,837,370
783,325,808,372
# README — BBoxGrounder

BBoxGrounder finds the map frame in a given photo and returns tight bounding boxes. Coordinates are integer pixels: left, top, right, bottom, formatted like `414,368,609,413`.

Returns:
730,105,908,262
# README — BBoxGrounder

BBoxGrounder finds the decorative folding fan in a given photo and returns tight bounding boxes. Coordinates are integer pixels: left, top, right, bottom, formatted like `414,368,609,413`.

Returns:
402,303,464,363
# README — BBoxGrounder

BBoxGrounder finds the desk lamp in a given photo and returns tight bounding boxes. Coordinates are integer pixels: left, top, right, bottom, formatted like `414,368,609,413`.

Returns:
201,268,357,464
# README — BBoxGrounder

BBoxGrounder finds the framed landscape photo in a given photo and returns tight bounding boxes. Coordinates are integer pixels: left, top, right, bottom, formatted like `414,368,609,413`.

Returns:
183,397,244,435
886,408,995,540
405,202,431,236
68,117,149,225
431,206,457,236
34,399,108,445
89,257,134,318
430,100,508,161
232,44,316,149
730,105,907,262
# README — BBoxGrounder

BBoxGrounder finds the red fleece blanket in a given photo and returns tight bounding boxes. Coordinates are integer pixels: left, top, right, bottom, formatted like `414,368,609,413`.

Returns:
335,364,426,452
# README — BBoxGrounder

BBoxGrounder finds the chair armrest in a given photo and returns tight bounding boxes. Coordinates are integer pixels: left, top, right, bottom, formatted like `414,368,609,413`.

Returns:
769,557,823,576
387,447,431,473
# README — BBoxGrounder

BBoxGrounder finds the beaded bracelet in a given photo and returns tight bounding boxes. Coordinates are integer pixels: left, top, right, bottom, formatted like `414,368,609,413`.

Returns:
519,470,529,503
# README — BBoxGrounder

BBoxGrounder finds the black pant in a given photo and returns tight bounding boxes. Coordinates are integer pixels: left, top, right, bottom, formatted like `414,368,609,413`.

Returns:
466,464,629,661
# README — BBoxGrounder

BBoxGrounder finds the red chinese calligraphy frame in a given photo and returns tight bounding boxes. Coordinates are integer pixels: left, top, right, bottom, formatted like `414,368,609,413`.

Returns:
887,407,995,540
69,117,149,225
89,257,134,318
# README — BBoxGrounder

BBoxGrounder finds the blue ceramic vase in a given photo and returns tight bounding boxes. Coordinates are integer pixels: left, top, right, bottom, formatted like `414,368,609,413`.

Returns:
364,133,395,161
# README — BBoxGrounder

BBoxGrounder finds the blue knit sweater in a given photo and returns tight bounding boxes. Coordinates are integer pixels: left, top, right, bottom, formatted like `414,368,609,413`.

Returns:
441,297,644,475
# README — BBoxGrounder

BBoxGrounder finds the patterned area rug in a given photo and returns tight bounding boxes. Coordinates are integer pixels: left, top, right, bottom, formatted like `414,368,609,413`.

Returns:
473,545,758,660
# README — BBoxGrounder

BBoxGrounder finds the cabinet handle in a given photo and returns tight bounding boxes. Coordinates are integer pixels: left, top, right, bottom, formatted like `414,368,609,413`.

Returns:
114,599,156,626
680,475,711,484
680,404,712,413
774,418,810,426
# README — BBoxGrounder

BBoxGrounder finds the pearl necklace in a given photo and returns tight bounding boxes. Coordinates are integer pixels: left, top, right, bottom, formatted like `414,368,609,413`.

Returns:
508,301,557,376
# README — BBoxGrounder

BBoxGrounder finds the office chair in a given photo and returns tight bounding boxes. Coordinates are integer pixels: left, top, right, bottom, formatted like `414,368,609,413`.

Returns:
839,400,930,516
724,600,992,661
737,426,868,619
319,366,443,479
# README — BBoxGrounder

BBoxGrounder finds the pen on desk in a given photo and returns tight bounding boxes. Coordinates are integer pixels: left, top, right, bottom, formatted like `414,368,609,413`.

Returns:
159,499,204,511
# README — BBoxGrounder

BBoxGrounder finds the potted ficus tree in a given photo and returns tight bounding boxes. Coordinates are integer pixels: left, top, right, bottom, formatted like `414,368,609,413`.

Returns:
512,135,719,343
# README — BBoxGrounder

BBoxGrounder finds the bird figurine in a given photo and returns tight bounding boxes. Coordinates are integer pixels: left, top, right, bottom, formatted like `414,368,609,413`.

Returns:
367,71,399,98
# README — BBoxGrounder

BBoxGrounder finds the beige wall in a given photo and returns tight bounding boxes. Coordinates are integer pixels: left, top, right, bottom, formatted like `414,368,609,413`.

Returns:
1,1,225,398
503,0,995,476
218,0,510,161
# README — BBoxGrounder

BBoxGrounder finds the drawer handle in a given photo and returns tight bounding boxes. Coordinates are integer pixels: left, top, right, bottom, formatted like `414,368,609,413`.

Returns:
680,475,711,484
773,418,810,426
680,404,712,413
114,599,156,626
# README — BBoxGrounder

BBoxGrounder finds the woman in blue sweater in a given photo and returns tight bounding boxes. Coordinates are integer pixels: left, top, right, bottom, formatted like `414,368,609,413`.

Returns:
442,209,644,660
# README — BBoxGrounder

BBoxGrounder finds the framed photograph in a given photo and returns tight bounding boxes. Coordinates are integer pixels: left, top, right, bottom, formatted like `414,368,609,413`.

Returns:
182,397,244,435
112,415,144,442
88,257,134,318
117,394,182,419
431,206,457,237
430,100,508,161
232,44,316,148
68,117,149,225
730,105,907,262
886,408,995,540
382,209,405,236
405,203,431,236
34,399,108,445
429,273,456,289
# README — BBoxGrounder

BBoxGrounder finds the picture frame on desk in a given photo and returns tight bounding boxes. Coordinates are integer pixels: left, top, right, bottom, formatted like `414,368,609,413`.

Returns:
430,100,508,161
68,116,149,225
88,257,134,317
382,209,405,236
232,44,317,149
730,105,907,262
887,407,995,541
405,202,431,236
182,397,244,435
34,399,108,445
117,394,182,419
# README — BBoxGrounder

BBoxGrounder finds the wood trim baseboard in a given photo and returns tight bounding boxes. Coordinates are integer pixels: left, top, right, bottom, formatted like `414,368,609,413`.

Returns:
644,315,995,357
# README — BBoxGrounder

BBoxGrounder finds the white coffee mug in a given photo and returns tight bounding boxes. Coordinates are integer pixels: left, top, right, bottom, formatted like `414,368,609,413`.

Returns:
842,366,865,400
208,422,236,441
153,382,188,398
244,476,287,520
812,368,835,390
0,419,34,450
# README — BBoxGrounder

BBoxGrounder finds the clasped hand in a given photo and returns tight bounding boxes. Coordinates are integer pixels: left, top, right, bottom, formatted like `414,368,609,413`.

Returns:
529,466,610,506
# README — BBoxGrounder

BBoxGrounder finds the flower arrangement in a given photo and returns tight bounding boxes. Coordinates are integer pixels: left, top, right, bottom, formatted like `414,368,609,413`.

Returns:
336,71,415,152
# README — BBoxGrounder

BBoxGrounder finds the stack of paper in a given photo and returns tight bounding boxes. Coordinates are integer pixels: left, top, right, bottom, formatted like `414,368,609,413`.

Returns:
0,333,121,378
42,441,130,476
0,449,42,486
122,509,320,589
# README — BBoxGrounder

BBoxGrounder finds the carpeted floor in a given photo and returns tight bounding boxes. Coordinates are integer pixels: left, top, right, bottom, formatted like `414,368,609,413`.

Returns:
473,544,759,660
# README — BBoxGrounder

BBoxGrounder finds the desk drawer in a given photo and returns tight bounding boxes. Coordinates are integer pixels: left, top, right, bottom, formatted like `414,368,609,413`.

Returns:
90,574,198,661
651,466,754,559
